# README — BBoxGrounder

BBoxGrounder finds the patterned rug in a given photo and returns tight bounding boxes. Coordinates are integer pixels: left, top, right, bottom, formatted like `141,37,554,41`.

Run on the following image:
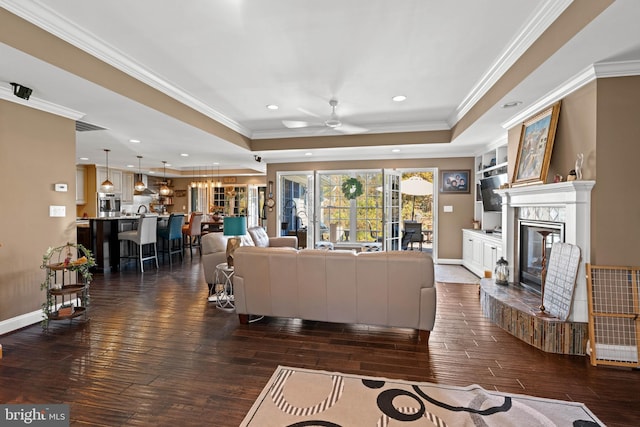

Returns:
435,264,480,284
241,366,603,426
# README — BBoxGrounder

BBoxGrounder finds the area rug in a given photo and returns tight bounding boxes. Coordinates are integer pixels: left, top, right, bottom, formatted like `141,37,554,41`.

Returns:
240,366,604,426
435,264,480,284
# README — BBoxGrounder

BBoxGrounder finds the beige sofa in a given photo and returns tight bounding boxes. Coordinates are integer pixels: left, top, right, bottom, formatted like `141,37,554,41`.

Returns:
232,246,436,343
201,226,297,287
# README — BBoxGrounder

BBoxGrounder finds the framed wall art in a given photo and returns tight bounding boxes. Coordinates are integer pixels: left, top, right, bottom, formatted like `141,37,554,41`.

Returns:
512,101,561,186
440,170,470,193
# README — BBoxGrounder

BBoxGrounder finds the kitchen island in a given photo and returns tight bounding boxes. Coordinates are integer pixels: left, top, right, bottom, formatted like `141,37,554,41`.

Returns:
80,215,169,272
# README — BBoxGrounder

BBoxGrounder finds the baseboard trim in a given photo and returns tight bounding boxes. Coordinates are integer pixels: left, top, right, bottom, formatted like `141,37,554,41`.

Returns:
0,310,42,336
435,258,462,265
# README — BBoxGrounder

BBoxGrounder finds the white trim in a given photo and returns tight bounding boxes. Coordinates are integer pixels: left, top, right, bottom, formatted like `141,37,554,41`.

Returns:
452,0,573,126
502,60,640,130
0,309,42,336
435,258,462,265
0,86,85,120
0,0,251,137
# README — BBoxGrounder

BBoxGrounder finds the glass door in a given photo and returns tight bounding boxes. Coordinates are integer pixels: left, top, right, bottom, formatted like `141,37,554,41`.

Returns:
383,169,402,250
278,172,314,248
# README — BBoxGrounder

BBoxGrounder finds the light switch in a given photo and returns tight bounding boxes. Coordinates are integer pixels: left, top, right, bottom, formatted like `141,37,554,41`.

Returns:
49,205,66,217
443,205,453,213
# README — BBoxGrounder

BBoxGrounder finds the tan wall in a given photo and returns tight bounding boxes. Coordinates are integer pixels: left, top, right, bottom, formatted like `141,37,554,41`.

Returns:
0,100,76,322
507,77,640,267
266,157,474,260
593,76,640,265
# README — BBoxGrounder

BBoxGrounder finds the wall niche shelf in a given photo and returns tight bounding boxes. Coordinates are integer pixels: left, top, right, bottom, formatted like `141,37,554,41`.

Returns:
474,144,508,231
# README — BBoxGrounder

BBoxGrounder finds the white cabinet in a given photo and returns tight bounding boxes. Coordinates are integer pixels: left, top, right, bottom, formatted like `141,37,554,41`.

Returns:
482,240,502,273
76,166,86,205
462,229,503,278
122,172,134,202
96,167,122,193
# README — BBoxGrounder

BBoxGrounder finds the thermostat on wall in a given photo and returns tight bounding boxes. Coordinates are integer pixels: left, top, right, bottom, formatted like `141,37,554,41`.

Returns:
54,183,68,192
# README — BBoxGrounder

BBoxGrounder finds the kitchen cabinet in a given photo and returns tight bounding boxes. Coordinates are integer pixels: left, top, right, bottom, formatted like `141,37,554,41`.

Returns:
122,172,134,202
76,166,86,205
462,229,502,278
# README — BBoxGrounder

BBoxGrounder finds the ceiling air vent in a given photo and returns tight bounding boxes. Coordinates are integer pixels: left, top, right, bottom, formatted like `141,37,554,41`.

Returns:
76,120,107,132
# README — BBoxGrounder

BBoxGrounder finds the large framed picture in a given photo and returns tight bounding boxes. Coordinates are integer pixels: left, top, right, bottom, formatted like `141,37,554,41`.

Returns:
512,101,561,186
440,170,470,193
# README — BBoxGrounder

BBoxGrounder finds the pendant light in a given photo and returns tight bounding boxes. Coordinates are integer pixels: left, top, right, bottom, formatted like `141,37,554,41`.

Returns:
134,155,146,192
159,161,171,196
100,149,114,192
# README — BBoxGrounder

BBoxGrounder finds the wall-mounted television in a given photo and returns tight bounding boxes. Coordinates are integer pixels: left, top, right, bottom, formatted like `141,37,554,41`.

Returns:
480,174,508,212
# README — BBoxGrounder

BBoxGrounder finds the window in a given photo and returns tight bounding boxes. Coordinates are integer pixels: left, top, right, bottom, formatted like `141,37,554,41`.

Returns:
318,171,382,242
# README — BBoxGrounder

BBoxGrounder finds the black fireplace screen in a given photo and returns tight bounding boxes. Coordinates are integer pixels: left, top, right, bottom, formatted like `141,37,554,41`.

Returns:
519,220,564,293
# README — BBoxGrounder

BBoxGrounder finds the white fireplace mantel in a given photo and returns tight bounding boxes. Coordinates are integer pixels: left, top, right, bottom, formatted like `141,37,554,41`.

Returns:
495,180,595,322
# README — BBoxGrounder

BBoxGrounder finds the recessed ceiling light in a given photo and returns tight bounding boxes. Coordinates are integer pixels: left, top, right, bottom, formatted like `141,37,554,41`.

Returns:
213,162,219,165
305,152,313,156
129,139,141,143
392,95,407,102
126,164,135,168
501,101,522,108
79,157,89,161
392,148,401,153
181,153,189,157
266,104,279,110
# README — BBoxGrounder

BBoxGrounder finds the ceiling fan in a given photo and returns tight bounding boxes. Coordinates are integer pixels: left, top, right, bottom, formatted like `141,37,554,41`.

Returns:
282,99,367,134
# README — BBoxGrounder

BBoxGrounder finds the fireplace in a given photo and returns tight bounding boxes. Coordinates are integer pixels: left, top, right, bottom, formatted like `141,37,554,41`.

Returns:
496,181,595,322
519,220,564,293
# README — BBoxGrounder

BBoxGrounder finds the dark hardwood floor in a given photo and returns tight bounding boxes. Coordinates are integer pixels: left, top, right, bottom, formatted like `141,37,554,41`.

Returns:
1,255,639,426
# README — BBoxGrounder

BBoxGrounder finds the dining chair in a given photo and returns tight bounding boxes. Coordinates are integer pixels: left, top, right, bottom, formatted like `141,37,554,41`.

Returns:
157,213,185,265
118,213,159,272
402,221,423,251
182,212,204,258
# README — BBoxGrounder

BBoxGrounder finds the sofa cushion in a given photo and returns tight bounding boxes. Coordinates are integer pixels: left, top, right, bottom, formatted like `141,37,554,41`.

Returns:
248,226,270,247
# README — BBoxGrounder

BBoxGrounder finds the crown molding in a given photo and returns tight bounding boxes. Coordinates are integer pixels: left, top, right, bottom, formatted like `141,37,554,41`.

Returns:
0,0,252,137
502,59,640,129
0,86,85,120
450,0,573,126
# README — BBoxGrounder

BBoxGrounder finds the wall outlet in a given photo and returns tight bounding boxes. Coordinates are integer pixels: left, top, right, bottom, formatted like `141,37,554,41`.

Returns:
443,205,453,213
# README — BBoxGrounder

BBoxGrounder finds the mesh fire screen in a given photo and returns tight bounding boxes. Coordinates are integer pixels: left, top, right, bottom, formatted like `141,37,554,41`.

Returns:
586,264,640,367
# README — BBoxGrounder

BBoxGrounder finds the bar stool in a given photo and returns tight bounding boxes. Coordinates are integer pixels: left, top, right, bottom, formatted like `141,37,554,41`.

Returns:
182,212,204,258
118,213,159,272
157,213,185,265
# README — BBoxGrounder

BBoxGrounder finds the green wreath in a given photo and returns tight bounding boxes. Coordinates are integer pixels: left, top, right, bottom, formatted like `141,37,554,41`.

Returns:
341,178,363,200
